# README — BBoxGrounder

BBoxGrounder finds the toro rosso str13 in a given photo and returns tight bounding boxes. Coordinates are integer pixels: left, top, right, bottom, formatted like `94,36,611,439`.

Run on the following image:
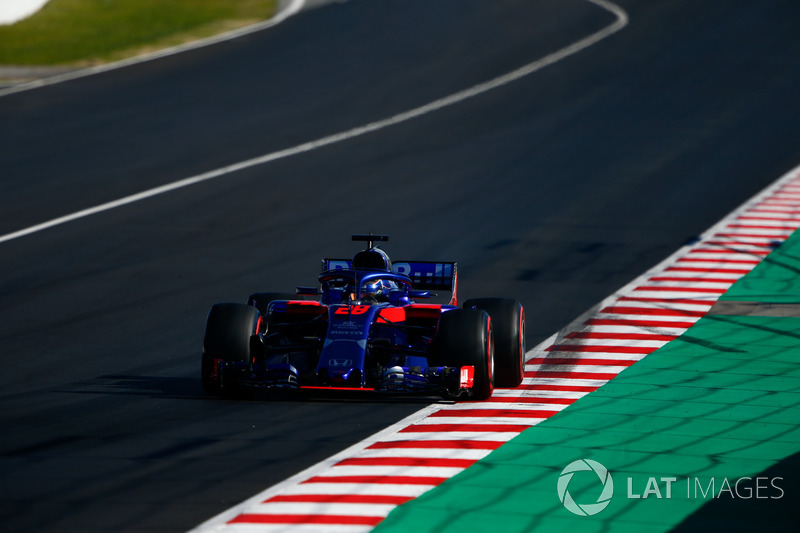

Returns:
202,235,525,400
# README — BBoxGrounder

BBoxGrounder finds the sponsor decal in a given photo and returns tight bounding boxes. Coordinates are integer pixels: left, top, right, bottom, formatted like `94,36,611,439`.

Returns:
330,320,364,336
459,366,474,388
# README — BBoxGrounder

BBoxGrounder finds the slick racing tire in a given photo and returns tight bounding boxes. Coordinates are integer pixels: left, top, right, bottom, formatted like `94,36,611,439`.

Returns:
436,308,494,400
247,292,304,316
462,298,525,388
202,303,259,396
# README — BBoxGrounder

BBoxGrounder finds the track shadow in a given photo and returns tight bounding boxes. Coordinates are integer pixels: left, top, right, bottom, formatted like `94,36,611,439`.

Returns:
61,374,205,399
670,451,800,532
62,374,440,404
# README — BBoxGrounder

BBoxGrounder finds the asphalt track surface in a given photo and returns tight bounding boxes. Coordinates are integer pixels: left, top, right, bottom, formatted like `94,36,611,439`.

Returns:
1,0,799,531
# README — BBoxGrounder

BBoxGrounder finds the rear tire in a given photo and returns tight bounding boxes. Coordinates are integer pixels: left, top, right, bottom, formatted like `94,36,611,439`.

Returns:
436,308,494,400
202,303,259,396
463,298,525,388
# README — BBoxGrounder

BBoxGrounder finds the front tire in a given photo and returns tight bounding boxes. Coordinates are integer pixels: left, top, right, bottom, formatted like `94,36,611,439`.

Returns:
202,303,259,396
436,308,494,400
463,298,525,388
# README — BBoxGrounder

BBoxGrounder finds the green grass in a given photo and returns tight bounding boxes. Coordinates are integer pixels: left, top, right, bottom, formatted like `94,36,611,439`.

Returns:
0,0,278,66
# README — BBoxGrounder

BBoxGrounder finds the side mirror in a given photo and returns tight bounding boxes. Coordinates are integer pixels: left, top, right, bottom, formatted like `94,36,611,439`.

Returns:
296,286,319,296
409,290,431,299
388,291,410,306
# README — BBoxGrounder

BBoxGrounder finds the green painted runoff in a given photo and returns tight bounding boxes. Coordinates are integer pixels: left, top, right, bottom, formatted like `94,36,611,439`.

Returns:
373,233,800,533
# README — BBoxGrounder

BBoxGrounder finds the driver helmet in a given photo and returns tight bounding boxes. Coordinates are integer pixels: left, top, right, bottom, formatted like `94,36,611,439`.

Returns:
362,278,397,300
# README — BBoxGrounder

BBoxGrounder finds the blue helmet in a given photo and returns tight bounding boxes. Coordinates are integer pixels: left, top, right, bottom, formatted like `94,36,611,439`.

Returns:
361,278,397,300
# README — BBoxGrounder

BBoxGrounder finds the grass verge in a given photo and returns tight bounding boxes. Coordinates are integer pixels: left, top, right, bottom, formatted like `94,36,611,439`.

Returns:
0,0,278,66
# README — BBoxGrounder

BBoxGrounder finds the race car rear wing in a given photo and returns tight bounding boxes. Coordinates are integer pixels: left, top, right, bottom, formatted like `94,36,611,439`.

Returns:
322,259,458,300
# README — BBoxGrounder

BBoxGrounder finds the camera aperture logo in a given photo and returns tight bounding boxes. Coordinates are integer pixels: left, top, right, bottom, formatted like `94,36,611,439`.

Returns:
557,459,614,516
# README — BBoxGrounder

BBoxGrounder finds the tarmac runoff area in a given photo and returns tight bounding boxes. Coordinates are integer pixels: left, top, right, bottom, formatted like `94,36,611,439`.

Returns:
0,65,75,89
372,184,800,531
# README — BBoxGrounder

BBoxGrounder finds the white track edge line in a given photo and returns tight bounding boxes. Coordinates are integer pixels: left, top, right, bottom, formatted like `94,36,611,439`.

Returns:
185,2,629,531
185,403,442,533
525,161,800,360
0,0,628,246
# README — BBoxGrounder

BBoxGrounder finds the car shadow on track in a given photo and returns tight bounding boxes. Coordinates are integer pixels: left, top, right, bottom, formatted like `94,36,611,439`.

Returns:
61,374,442,404
59,374,206,399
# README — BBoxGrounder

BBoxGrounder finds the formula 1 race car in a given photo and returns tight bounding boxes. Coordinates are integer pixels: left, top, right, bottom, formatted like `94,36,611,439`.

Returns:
201,235,525,400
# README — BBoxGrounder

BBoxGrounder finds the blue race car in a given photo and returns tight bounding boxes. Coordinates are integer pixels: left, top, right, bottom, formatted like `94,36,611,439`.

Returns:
201,235,525,400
